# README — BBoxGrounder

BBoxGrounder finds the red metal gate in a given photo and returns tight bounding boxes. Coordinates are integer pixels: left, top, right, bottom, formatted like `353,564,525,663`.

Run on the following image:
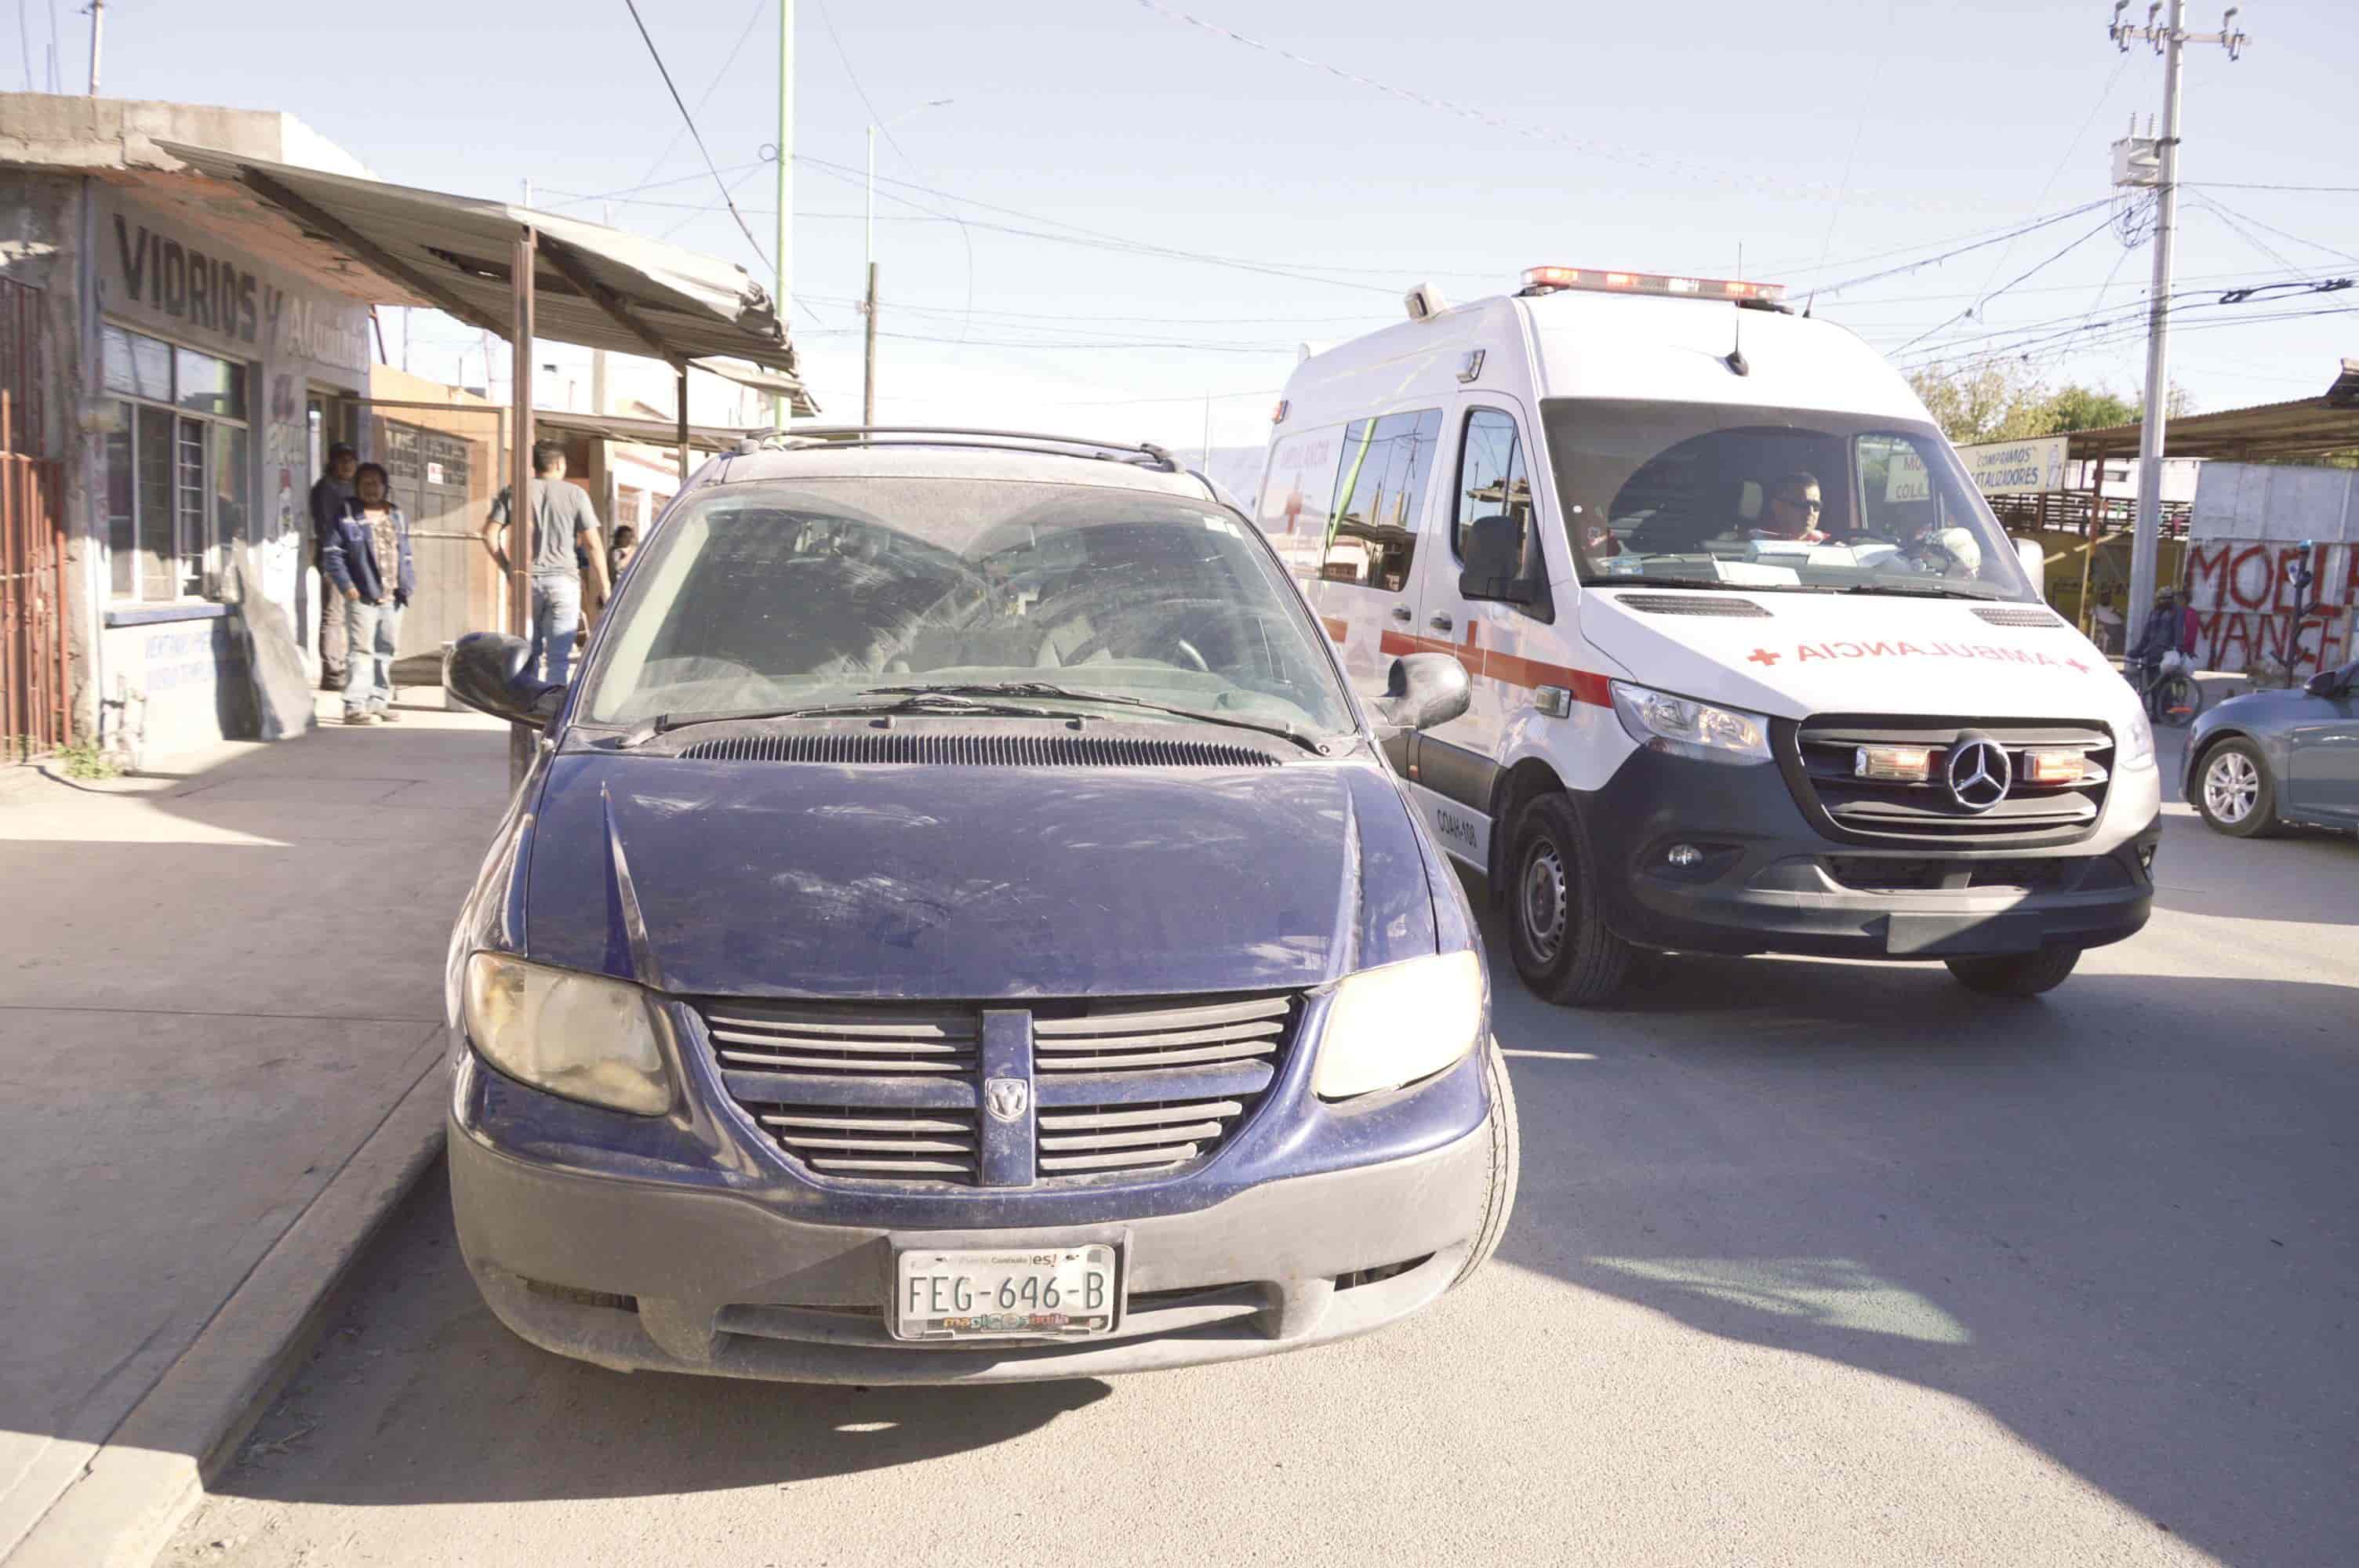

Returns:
2,278,70,758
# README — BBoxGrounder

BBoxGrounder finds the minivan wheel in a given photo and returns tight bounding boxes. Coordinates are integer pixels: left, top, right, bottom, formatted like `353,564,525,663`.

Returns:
1506,792,1633,1006
1944,945,2082,997
2195,739,2279,838
1452,1040,1521,1289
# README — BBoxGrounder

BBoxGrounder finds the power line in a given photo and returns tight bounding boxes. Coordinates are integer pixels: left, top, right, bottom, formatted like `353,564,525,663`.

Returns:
1965,53,2131,305
618,0,772,269
2183,181,2359,194
2190,192,2359,267
618,0,771,205
1805,199,2115,303
1890,212,2121,355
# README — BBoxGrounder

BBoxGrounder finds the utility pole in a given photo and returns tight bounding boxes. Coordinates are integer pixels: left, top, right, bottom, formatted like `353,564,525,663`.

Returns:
863,262,879,425
860,100,952,429
2109,0,2248,630
774,0,794,430
84,0,100,93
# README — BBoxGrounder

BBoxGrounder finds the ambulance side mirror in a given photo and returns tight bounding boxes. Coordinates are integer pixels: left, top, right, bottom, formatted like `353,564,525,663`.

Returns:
1372,652,1470,734
1459,514,1537,606
2013,536,2047,593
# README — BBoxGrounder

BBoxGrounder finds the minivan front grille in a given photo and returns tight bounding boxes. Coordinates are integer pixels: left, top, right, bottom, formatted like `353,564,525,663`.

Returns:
700,992,1299,1188
1778,715,2115,848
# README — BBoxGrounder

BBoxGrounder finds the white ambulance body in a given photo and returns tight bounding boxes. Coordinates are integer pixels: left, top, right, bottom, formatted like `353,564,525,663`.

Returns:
1254,267,2161,1004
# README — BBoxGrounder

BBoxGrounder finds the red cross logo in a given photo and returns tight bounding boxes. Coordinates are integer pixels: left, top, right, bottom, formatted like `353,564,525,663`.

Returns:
2065,658,2090,675
1747,648,1781,666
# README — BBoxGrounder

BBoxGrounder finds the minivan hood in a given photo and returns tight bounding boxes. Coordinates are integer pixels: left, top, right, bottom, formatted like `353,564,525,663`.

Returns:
1580,590,2136,724
521,750,1437,1000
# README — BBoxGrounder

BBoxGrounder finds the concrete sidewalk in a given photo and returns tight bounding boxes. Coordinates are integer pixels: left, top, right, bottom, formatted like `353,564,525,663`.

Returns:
0,694,510,1566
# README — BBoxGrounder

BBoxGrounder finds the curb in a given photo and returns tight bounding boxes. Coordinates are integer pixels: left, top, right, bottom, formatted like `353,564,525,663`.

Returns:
4,1058,449,1568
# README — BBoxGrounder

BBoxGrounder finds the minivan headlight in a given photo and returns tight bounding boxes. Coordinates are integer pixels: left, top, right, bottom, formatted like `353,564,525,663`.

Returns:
1610,681,1772,764
2119,705,2156,771
1311,949,1485,1101
462,953,672,1116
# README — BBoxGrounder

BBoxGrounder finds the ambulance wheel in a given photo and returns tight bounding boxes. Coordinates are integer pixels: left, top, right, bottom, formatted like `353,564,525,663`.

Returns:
1506,792,1633,1007
1943,946,2081,997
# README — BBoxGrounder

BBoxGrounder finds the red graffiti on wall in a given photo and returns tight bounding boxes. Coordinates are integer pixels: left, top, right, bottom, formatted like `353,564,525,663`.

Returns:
2187,540,2358,677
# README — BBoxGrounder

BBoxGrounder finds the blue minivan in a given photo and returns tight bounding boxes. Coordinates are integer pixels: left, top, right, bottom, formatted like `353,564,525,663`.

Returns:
441,430,1520,1383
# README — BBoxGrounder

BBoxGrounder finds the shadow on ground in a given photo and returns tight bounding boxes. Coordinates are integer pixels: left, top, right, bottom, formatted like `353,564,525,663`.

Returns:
215,1168,1110,1507
1478,879,2357,1568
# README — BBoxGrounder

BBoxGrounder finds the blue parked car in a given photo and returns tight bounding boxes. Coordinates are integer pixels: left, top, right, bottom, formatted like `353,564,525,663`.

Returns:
441,430,1519,1383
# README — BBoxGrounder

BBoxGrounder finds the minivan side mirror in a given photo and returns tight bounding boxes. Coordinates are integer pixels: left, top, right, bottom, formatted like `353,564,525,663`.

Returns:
445,632,565,728
1372,652,1471,734
2013,536,2047,592
2304,668,2342,699
1459,514,1537,606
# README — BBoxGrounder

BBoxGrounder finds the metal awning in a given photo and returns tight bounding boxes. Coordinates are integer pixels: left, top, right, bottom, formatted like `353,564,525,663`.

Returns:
2066,383,2359,463
156,140,809,400
535,408,764,455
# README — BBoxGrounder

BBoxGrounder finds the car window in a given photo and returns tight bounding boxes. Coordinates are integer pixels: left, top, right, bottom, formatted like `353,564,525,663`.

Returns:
582,476,1356,735
1321,409,1441,592
1452,408,1535,561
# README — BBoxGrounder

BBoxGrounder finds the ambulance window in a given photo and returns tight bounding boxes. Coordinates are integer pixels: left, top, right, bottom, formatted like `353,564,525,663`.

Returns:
1452,408,1533,560
1321,408,1441,592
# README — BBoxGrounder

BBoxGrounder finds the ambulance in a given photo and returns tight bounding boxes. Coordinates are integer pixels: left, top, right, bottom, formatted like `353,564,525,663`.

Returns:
1252,266,2161,1006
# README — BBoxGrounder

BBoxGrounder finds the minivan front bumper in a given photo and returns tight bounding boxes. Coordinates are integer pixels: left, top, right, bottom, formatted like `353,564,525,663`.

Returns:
448,1040,1497,1384
1581,747,2161,959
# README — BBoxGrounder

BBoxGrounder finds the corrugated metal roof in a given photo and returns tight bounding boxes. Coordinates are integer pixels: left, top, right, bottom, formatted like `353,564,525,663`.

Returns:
155,140,809,405
2065,389,2359,460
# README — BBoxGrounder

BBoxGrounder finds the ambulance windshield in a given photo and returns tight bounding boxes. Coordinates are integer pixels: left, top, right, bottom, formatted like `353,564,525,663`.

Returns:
1540,400,2037,601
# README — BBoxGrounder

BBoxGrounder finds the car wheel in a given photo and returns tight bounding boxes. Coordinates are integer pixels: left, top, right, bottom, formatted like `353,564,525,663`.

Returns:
2195,738,2278,837
1944,946,2082,997
1506,791,1634,1006
1452,1040,1521,1288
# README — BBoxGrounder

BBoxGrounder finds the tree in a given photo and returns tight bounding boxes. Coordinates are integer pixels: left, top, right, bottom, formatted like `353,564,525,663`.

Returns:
1907,364,2192,444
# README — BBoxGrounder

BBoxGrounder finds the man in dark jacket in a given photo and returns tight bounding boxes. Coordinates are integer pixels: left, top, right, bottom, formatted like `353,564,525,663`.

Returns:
320,462,416,725
311,443,358,688
2129,587,2199,691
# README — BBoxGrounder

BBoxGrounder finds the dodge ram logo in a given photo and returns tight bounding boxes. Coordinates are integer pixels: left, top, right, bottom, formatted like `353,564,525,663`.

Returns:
985,1077,1030,1123
1946,735,2012,812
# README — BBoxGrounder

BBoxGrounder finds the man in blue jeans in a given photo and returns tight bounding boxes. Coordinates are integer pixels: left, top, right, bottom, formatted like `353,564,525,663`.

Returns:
482,441,611,684
321,462,415,725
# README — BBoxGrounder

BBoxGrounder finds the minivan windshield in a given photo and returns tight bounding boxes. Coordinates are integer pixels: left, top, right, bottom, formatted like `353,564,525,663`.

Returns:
578,476,1357,736
1539,400,2036,601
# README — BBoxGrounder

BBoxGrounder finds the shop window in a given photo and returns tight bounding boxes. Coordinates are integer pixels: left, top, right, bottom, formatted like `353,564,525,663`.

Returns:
100,323,253,603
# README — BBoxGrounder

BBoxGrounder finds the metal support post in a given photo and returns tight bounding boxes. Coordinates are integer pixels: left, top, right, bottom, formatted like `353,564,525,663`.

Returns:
677,364,692,496
508,227,536,788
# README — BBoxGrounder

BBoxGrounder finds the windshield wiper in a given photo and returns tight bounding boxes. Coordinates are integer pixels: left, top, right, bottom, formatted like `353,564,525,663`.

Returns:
616,691,1063,747
862,682,1337,755
1836,583,1997,600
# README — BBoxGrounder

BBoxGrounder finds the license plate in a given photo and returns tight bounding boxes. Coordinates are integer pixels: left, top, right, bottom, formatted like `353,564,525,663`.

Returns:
892,1245,1118,1341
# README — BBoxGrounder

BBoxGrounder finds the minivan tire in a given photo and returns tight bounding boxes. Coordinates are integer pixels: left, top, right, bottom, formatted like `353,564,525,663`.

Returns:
1452,1040,1522,1288
1505,792,1634,1006
1944,945,2082,997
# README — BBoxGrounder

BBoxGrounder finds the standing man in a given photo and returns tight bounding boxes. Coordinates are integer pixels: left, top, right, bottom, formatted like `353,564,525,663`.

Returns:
321,462,415,725
483,441,610,684
311,442,358,690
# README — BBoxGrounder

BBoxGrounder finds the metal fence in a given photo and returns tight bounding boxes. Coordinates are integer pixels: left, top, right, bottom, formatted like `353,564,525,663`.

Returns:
2,278,69,758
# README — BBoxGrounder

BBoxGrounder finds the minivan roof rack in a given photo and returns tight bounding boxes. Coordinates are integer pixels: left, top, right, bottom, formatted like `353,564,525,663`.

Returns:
732,426,1180,472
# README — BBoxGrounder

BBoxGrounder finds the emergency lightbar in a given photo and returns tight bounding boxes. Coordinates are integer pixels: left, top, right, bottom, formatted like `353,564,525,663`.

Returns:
1521,266,1786,304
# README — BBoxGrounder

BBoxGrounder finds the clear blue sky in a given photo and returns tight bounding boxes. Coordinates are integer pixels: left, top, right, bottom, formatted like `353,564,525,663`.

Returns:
49,0,2359,449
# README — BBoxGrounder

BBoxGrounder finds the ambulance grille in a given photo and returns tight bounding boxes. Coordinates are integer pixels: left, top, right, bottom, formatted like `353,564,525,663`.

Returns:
1777,716,2115,848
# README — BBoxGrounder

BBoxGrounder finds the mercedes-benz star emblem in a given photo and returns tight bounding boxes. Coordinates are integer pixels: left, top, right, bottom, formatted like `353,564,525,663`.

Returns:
1946,735,2012,812
985,1077,1030,1123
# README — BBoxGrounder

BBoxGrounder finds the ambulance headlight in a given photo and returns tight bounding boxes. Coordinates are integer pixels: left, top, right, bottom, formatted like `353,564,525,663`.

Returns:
2119,705,2156,771
1610,681,1772,765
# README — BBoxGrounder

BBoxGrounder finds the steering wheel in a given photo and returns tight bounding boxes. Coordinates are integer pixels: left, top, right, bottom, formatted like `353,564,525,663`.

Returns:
1063,598,1223,672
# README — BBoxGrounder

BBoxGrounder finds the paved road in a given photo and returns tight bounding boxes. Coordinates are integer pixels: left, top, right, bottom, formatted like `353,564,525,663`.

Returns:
162,774,2357,1568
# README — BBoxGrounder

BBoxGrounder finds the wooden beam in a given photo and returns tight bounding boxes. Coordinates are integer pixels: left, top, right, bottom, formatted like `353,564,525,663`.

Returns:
539,238,684,368
236,165,509,340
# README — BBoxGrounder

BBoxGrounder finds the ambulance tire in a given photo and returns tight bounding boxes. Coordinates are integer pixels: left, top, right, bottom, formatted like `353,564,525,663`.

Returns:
1506,792,1634,1007
1943,945,2082,998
